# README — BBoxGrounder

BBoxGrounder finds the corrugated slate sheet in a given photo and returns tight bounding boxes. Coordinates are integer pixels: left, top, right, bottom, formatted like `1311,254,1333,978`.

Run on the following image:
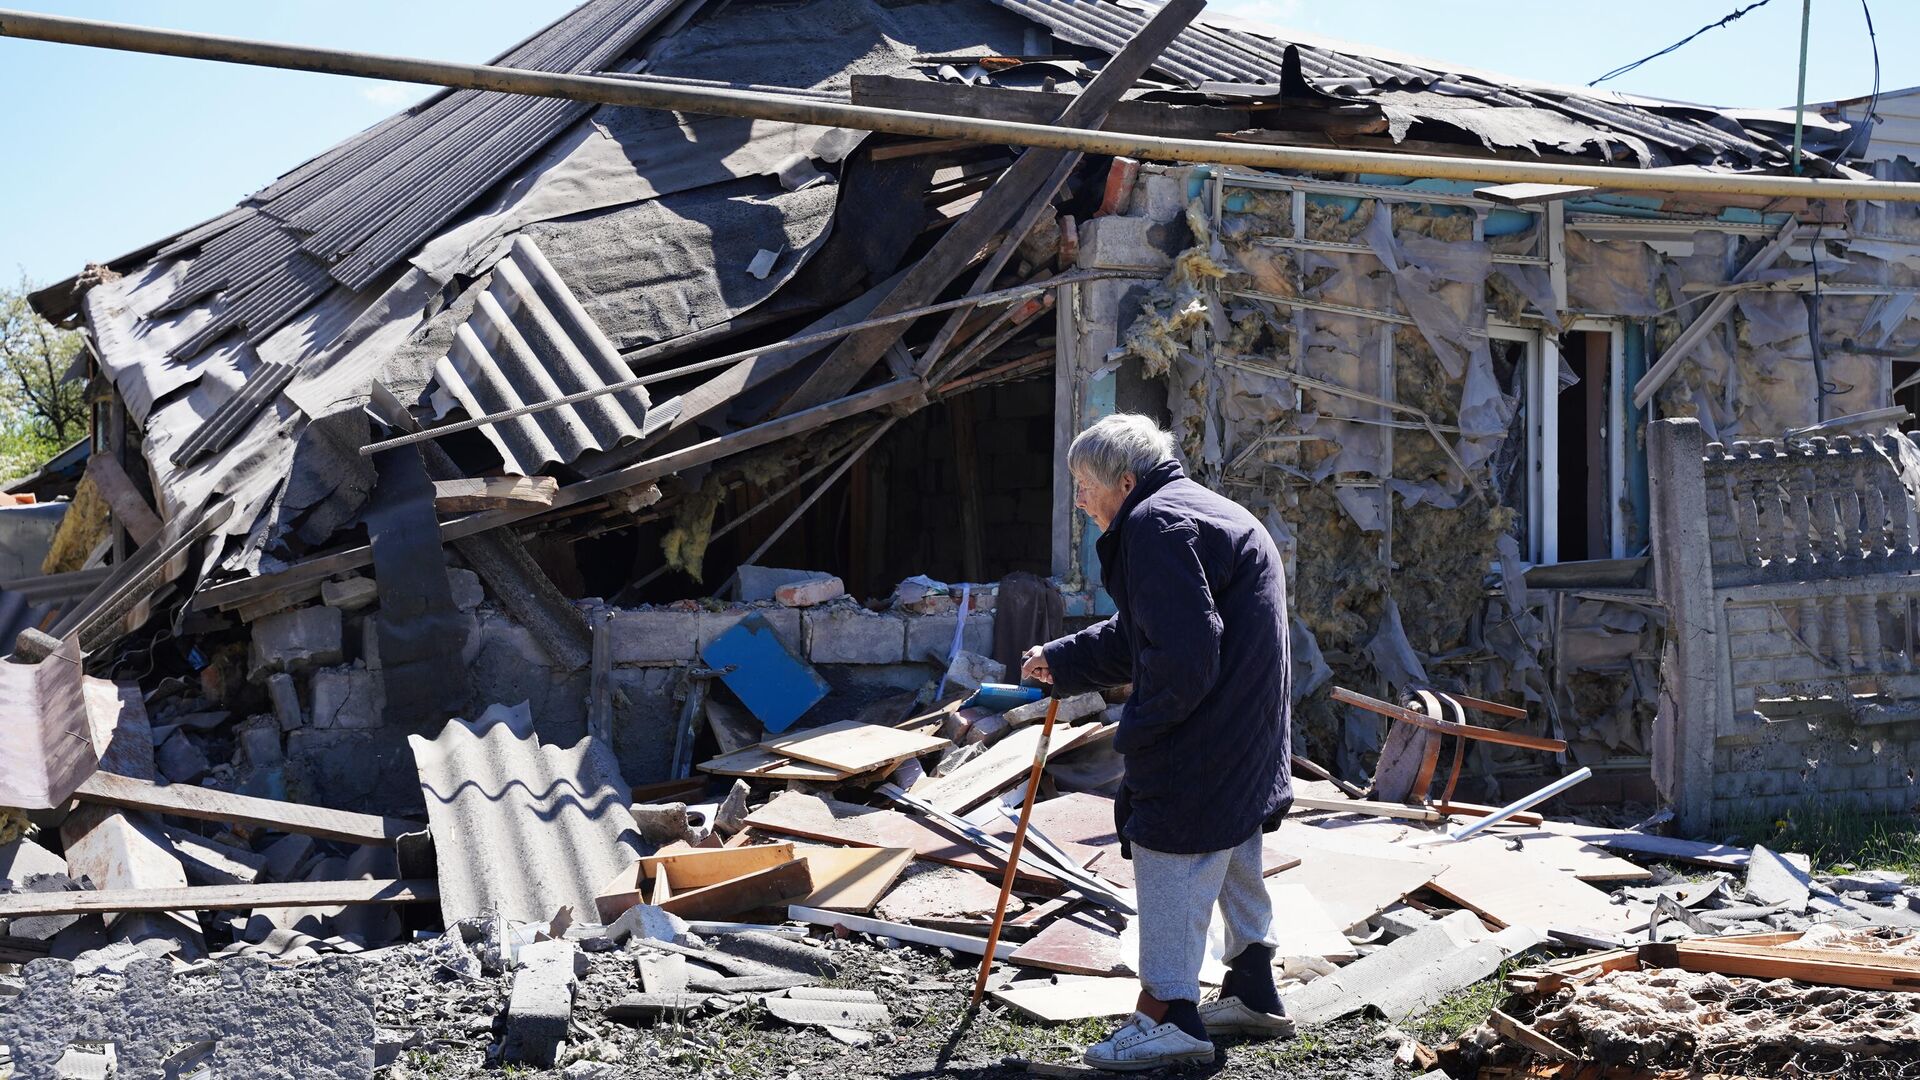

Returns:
149,0,686,362
409,705,647,925
989,0,1834,169
431,236,651,475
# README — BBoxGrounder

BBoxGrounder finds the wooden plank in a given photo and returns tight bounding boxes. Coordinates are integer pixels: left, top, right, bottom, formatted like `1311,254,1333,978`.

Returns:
990,975,1141,1023
83,452,161,546
1424,838,1650,935
75,772,422,845
1489,1009,1578,1062
791,845,914,913
759,719,948,775
911,723,1103,814
850,75,1250,141
0,878,437,917
1294,794,1448,823
1267,826,1441,933
1009,908,1132,977
787,904,1012,959
432,476,558,512
780,0,1206,412
657,859,814,921
1529,820,1749,870
697,745,851,782
744,791,1065,887
638,844,798,889
1661,939,1920,991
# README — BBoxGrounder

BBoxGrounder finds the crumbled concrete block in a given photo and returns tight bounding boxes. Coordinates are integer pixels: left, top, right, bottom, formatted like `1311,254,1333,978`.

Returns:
0,835,67,887
161,827,264,887
447,567,485,612
260,834,316,882
1076,213,1178,273
804,605,906,664
775,575,845,608
267,672,304,731
320,576,380,612
696,606,802,654
503,938,579,1066
631,802,691,846
309,665,385,730
155,733,212,784
236,717,285,770
1005,691,1107,727
962,713,1012,747
248,605,344,680
708,931,837,977
737,566,827,603
715,780,751,835
608,609,699,664
905,614,995,664
942,650,1003,695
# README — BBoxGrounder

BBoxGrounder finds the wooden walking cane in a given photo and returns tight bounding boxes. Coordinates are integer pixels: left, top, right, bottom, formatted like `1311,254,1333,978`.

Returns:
970,688,1061,1006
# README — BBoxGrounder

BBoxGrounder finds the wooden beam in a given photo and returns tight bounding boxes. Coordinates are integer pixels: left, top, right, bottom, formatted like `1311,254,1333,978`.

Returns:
1652,938,1920,992
1488,1009,1579,1062
657,859,814,921
851,75,1250,141
432,476,557,512
191,378,923,612
787,905,1012,959
780,0,1204,413
1633,219,1799,408
83,450,160,546
75,772,423,845
1331,687,1568,753
0,878,438,917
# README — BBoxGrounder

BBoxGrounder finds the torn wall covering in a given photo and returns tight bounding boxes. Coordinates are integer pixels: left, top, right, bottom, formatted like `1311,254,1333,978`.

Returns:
1101,164,1920,777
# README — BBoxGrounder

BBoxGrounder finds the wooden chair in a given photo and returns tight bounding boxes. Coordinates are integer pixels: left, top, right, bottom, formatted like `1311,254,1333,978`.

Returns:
1331,686,1567,820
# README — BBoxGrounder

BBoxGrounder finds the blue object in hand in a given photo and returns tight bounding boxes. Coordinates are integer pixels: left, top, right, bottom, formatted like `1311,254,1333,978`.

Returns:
962,682,1045,712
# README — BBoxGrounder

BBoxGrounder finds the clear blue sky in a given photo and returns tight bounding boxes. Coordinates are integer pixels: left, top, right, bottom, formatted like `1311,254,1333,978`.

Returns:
2,0,1912,286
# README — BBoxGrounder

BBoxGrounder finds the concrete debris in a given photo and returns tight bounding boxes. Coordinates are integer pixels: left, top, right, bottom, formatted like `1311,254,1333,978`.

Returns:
942,650,1004,695
715,779,751,835
502,938,580,1066
775,575,845,607
1745,845,1814,912
320,575,380,611
260,834,317,883
248,605,345,680
155,732,212,784
267,673,304,732
631,801,693,846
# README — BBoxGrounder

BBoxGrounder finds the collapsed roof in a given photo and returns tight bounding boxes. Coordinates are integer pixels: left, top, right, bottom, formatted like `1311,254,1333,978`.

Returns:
27,0,1867,628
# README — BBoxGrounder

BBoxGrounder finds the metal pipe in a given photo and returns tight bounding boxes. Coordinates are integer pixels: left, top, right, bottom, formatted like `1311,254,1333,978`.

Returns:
1446,766,1594,842
6,8,1920,202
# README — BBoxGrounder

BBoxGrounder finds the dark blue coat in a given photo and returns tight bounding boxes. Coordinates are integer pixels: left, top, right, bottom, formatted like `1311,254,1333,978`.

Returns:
1042,459,1293,855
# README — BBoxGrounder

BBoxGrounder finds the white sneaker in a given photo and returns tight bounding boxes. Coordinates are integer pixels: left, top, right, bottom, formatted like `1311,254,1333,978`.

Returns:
1081,1012,1216,1072
1199,996,1296,1039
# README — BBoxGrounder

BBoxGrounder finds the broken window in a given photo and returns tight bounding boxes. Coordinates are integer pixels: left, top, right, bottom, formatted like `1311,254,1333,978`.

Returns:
1494,322,1626,564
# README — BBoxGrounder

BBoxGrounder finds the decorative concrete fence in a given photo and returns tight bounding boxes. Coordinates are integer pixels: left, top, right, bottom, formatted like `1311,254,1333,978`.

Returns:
1651,418,1920,833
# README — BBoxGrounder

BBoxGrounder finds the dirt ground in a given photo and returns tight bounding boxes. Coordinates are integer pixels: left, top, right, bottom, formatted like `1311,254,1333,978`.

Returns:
375,932,1410,1079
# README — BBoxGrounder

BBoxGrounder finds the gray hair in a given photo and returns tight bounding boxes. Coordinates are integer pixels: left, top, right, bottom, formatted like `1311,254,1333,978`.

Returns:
1067,413,1175,488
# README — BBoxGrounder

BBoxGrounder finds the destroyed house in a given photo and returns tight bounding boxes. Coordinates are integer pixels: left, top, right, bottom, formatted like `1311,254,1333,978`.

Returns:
14,0,1920,840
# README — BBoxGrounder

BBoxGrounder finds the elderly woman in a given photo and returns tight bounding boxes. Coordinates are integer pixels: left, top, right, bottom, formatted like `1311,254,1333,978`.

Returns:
1023,413,1294,1071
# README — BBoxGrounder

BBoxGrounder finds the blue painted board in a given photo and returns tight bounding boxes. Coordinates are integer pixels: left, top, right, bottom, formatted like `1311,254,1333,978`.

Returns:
700,612,828,734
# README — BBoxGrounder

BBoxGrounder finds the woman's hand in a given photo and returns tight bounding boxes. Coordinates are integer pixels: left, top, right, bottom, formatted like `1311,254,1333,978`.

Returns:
1021,645,1053,684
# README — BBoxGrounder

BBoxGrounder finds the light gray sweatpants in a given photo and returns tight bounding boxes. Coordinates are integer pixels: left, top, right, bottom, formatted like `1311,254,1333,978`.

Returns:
1130,830,1278,1003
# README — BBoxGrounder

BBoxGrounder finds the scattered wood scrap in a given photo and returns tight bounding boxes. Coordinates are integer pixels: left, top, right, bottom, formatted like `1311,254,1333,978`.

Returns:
432,476,558,512
0,879,438,917
74,772,423,845
990,974,1140,1022
791,845,914,913
910,723,1104,814
759,719,948,776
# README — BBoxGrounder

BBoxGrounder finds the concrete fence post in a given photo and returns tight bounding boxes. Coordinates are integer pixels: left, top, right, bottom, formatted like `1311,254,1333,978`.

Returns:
1648,417,1721,834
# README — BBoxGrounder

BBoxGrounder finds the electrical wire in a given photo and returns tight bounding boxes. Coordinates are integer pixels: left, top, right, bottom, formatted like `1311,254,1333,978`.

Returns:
1589,0,1776,87
1846,0,1882,159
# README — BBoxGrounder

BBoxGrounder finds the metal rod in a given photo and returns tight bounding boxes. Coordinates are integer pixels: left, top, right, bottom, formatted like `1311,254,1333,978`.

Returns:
972,692,1059,1007
1446,767,1594,842
714,419,896,596
355,269,1132,457
5,8,1920,201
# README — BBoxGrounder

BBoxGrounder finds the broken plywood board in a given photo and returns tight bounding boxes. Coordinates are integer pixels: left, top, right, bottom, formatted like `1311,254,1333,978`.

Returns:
1266,821,1443,933
911,723,1103,814
759,719,947,776
791,845,914,913
1255,882,1359,961
875,862,1010,923
1022,792,1295,890
0,878,439,917
641,844,798,889
698,745,850,782
991,975,1140,1022
1009,907,1133,977
744,792,1062,887
75,772,422,845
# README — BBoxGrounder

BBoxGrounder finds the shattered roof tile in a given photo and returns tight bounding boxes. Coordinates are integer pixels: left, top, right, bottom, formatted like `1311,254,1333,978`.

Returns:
409,705,647,924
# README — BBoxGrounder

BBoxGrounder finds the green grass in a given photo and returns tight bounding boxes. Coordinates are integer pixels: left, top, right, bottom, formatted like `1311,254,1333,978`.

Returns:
1720,801,1920,877
1402,956,1531,1046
